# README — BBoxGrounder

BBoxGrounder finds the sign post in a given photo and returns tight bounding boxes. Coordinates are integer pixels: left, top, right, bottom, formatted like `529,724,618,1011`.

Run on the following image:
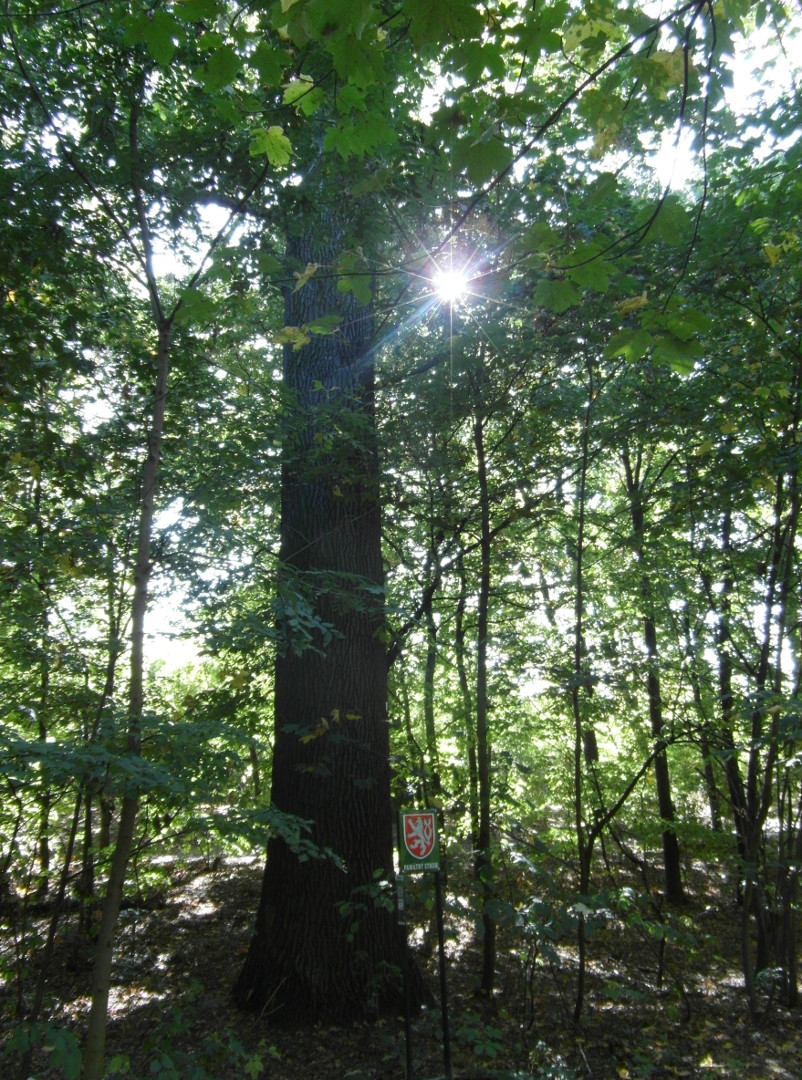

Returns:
398,810,452,1080
396,873,414,1080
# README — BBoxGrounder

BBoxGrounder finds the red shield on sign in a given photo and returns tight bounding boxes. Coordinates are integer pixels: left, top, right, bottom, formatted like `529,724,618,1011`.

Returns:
403,812,435,860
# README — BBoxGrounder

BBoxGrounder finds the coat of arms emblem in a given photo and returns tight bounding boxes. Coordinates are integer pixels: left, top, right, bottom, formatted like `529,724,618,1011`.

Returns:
403,812,436,860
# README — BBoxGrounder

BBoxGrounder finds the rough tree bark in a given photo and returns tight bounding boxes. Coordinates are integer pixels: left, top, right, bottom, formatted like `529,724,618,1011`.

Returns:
233,205,423,1023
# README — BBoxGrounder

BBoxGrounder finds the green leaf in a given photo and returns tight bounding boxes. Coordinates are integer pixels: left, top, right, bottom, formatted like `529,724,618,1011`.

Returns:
453,133,513,187
565,245,610,292
328,35,384,86
520,222,558,254
281,0,375,44
252,41,287,86
512,3,568,59
652,334,702,374
661,307,712,340
141,10,182,66
200,45,241,91
213,95,245,126
323,114,397,159
404,0,485,48
43,1027,82,1080
256,251,282,275
337,251,372,304
250,126,292,168
350,169,393,195
283,76,325,116
315,0,375,38
175,288,217,326
306,313,342,334
605,329,653,361
173,0,223,21
244,1053,264,1080
198,29,224,50
452,40,507,83
639,195,692,245
534,278,580,314
586,171,619,208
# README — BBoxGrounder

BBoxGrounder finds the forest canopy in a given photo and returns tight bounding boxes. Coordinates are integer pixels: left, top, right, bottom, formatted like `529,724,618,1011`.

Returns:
1,0,801,1077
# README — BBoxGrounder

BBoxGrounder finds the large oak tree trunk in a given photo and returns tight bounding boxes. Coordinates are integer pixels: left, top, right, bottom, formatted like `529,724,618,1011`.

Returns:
233,212,419,1023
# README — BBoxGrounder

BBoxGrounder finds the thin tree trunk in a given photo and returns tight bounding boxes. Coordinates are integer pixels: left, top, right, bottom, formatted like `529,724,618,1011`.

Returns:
714,508,762,1017
16,791,84,1080
77,791,95,934
473,398,496,994
423,605,439,784
454,554,479,854
622,446,685,904
682,613,722,830
82,319,172,1080
572,360,595,1025
33,454,51,898
765,413,800,1005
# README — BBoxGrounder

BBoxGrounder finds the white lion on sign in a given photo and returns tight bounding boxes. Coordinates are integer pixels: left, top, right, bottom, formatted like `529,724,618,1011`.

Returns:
405,814,434,857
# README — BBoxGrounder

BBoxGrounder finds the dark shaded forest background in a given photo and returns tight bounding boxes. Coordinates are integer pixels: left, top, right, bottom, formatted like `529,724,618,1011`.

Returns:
1,0,801,1077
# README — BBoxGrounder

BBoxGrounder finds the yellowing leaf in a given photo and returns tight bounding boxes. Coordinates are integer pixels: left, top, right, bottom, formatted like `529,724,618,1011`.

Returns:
58,553,80,578
293,263,319,291
564,17,618,52
615,292,649,315
300,717,329,743
651,48,688,85
764,244,782,266
272,325,311,350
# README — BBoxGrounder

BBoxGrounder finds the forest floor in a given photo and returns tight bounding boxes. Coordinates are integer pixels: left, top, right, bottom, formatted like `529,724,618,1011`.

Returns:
4,854,802,1080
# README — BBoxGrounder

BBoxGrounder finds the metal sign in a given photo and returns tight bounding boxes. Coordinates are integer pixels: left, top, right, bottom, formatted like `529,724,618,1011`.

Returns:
396,808,451,1080
398,809,440,872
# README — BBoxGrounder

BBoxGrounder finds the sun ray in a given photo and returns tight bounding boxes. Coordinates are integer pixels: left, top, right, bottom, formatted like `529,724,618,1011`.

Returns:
432,266,470,304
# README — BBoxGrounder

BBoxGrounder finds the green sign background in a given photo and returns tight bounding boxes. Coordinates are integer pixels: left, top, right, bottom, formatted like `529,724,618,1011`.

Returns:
398,809,440,872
